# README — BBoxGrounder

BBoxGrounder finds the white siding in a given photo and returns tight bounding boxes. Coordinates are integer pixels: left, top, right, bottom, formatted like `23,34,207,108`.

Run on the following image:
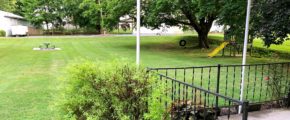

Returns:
133,24,184,35
210,21,224,33
0,13,10,37
0,10,29,37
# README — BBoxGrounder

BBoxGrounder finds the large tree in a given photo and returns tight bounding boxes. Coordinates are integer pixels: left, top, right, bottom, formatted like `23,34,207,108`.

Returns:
64,0,136,33
218,0,290,47
144,0,225,48
101,0,136,31
63,0,102,33
16,0,65,30
251,0,290,47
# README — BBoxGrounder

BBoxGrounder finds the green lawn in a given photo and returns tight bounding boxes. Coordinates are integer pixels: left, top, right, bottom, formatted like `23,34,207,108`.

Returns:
207,34,290,54
109,29,133,34
253,37,290,53
0,35,288,119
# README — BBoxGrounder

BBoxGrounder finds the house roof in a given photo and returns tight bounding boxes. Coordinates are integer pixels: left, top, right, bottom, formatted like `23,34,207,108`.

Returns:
0,10,25,20
119,15,134,23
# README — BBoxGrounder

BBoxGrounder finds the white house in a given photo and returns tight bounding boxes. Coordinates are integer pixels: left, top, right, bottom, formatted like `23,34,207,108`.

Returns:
132,24,184,35
118,15,183,35
210,21,224,33
0,10,30,37
132,21,223,35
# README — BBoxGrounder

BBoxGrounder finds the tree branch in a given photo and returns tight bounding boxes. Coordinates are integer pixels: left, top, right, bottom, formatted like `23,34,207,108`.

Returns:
180,8,201,32
164,18,191,26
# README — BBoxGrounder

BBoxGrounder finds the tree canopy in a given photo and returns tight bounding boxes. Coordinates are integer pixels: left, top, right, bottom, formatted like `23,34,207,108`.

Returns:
217,0,247,42
11,0,289,47
218,0,290,47
251,0,290,47
101,0,135,31
15,0,65,29
63,0,102,33
144,0,225,48
0,0,16,12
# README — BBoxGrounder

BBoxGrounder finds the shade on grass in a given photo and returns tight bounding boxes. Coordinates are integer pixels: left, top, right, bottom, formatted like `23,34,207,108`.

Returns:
0,35,287,119
253,37,290,53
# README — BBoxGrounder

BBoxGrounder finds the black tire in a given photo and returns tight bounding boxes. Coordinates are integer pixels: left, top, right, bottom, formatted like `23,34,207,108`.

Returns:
179,40,186,47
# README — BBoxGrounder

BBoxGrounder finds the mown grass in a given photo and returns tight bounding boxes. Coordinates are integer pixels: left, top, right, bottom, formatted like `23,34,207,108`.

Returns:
0,35,288,119
207,34,290,54
155,63,290,107
109,29,133,34
253,37,290,53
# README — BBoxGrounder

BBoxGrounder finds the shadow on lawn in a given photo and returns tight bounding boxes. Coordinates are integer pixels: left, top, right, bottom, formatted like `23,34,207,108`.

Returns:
120,36,219,53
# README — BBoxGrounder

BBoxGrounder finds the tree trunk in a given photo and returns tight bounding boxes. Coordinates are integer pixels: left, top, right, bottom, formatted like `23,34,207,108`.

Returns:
45,21,49,33
96,24,101,34
189,15,214,49
197,31,210,48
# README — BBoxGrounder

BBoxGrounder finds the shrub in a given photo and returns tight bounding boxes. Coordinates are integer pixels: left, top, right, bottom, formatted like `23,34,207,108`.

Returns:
0,30,6,37
252,47,290,59
144,81,168,120
59,60,166,120
267,64,285,100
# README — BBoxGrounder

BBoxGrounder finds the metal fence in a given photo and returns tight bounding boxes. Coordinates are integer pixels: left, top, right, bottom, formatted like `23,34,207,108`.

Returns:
148,62,290,120
155,73,249,120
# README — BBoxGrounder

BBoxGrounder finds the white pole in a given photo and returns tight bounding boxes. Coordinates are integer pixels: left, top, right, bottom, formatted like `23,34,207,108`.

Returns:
136,0,141,65
239,0,252,113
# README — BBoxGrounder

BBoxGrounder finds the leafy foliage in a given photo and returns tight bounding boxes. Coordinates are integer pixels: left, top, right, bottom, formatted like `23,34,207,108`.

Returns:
217,0,247,43
251,0,290,47
63,0,102,33
62,0,136,33
0,0,16,12
143,0,224,48
218,0,290,47
268,64,286,100
16,0,65,29
101,0,135,31
144,81,169,120
59,60,165,120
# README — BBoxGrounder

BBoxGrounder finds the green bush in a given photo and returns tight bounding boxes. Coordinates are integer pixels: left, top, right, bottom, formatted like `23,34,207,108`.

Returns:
144,81,168,120
59,60,166,120
0,30,6,37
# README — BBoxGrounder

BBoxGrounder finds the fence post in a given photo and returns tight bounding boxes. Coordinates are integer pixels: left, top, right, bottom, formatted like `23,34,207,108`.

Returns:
242,101,249,120
216,64,221,111
250,44,253,56
222,47,225,56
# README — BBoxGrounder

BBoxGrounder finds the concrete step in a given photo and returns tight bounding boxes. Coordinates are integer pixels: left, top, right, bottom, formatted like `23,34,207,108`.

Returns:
219,108,290,120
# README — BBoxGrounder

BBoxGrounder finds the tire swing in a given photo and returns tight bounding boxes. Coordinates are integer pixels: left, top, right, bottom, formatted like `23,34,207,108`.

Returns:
179,40,186,47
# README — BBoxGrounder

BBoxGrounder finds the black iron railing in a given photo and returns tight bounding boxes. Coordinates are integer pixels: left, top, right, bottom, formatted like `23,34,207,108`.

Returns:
151,73,248,120
149,62,290,105
148,62,290,120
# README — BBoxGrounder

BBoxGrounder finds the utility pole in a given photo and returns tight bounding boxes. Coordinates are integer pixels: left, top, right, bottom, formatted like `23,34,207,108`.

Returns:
136,0,141,65
239,0,252,114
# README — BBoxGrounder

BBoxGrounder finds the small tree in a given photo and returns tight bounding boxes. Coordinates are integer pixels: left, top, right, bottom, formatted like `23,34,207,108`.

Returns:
268,64,285,100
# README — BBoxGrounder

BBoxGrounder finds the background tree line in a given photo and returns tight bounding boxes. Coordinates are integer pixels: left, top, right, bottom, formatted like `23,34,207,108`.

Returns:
0,0,289,48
